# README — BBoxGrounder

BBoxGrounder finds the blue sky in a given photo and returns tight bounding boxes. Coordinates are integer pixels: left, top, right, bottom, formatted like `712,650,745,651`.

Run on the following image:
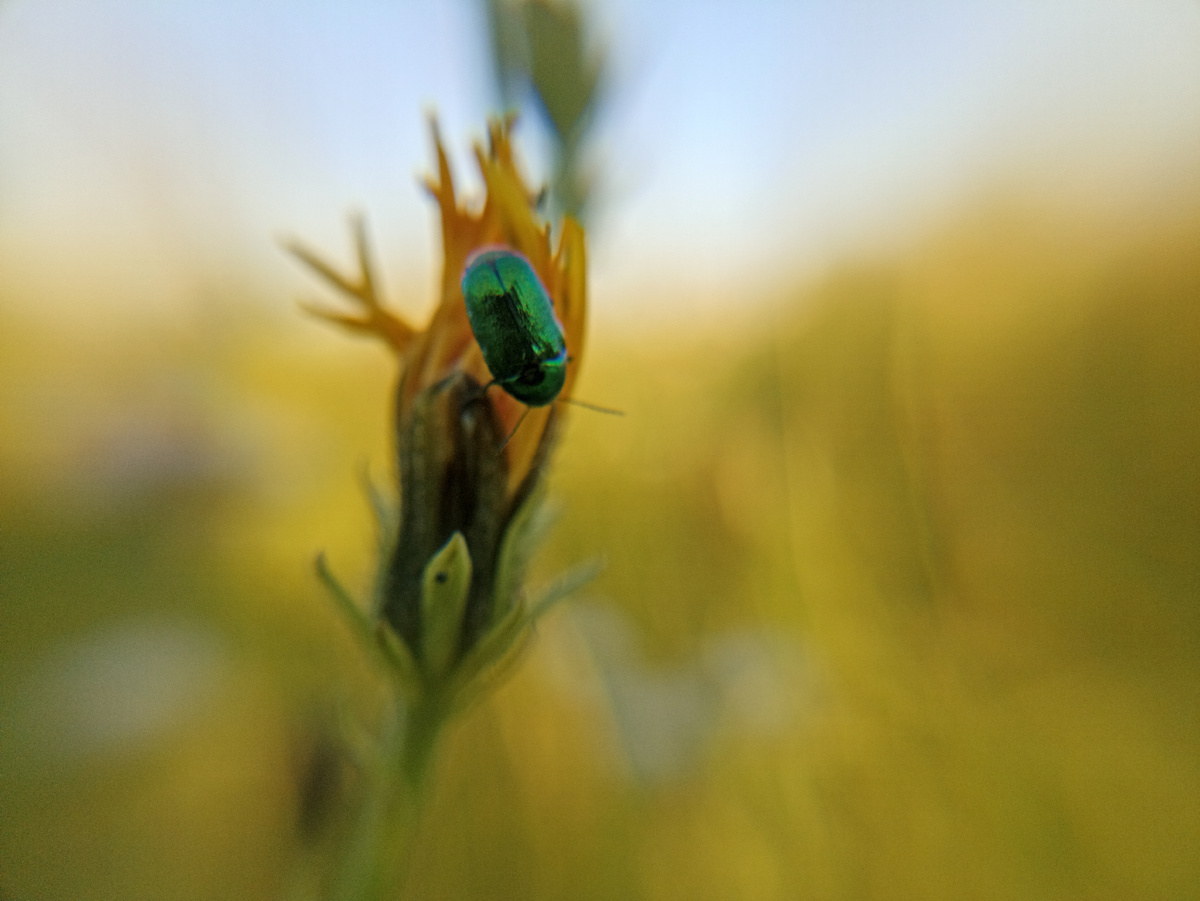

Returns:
1,1,1199,330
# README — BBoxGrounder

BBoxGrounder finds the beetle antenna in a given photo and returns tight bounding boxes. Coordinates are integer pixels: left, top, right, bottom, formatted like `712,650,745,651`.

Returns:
498,406,532,451
559,397,624,416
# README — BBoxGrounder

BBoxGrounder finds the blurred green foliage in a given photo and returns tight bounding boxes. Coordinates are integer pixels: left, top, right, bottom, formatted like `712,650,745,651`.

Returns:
2,196,1199,900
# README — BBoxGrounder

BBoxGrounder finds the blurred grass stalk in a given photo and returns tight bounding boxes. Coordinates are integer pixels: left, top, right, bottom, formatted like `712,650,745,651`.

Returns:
484,0,606,221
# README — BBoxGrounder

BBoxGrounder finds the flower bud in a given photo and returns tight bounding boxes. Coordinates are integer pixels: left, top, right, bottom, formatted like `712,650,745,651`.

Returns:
292,117,588,705
378,373,507,670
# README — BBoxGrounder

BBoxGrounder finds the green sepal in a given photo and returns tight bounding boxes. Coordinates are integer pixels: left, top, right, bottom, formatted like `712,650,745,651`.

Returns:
450,618,535,715
526,558,604,621
315,552,377,653
420,532,473,680
362,467,399,560
315,553,421,693
493,489,559,622
446,558,603,713
376,620,422,696
445,587,529,709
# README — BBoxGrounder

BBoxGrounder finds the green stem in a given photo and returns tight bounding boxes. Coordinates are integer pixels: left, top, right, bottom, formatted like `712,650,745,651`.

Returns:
334,690,448,901
400,691,445,792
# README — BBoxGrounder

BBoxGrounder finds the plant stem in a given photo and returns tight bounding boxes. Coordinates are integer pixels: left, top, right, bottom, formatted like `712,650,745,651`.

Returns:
334,690,447,901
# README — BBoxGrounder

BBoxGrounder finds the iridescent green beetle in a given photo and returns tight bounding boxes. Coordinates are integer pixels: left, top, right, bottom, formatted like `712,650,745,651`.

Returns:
461,248,567,407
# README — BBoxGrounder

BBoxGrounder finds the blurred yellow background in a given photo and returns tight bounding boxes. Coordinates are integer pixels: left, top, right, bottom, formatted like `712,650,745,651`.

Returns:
2,3,1200,900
